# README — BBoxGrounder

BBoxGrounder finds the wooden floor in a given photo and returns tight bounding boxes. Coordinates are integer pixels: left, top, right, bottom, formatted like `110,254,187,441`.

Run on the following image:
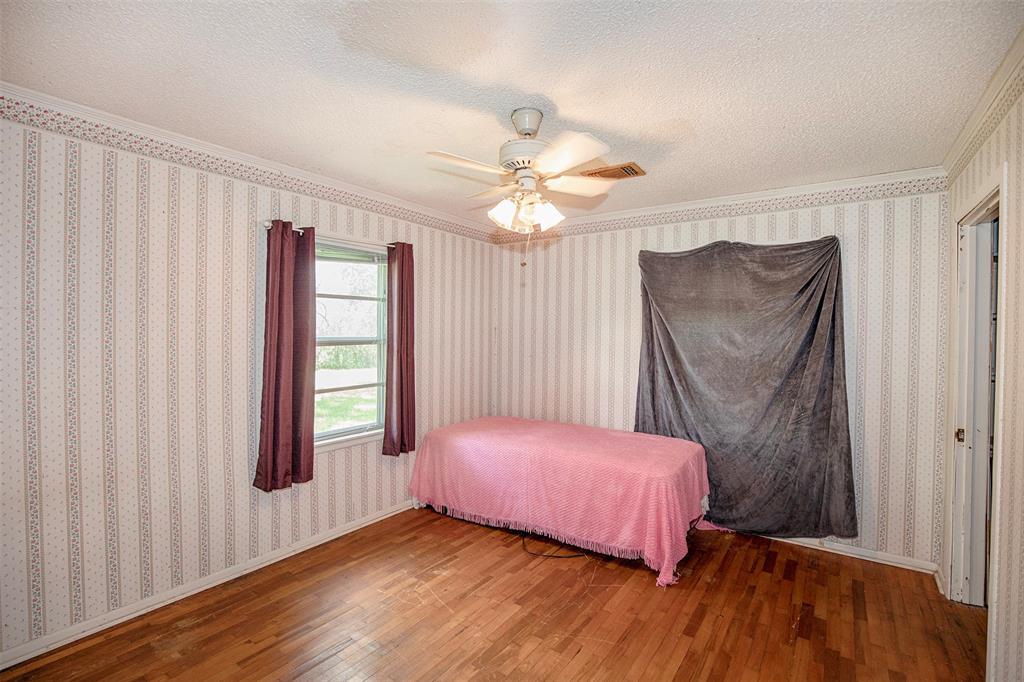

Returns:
4,508,986,681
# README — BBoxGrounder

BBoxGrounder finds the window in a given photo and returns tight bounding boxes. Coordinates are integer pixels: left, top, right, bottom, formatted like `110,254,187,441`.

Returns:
314,240,387,442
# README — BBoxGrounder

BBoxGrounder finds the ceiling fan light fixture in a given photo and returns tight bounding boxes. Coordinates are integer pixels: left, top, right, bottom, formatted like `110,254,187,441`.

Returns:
534,200,565,231
516,195,538,224
487,197,517,230
431,108,628,232
509,204,536,234
489,191,565,234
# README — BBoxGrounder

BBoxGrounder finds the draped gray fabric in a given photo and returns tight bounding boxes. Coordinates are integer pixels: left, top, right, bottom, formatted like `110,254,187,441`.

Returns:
634,236,857,538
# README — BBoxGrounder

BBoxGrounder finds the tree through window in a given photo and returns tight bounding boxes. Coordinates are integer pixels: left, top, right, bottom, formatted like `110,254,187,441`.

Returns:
313,241,386,441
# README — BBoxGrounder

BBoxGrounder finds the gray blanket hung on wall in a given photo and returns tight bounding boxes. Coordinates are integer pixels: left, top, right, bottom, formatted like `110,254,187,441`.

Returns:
634,236,858,538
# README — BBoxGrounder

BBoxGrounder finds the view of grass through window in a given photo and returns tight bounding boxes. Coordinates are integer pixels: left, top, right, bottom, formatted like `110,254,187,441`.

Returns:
314,243,386,439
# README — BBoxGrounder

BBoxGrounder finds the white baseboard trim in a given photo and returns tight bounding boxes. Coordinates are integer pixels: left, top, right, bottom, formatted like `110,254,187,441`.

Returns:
934,564,949,596
0,501,414,669
768,536,939,574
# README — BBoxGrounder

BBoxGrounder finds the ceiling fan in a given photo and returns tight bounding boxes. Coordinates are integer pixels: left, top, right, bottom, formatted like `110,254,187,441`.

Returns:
428,108,636,234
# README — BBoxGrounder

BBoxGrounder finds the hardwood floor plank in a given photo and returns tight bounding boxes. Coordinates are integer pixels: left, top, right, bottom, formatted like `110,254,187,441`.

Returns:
1,510,986,681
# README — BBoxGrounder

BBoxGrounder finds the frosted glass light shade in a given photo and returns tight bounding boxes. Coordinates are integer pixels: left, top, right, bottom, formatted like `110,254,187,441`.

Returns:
489,192,564,234
517,199,537,225
487,198,517,229
534,201,565,231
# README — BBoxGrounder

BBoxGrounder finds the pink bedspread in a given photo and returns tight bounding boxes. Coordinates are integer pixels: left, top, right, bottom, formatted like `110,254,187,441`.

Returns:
408,416,710,586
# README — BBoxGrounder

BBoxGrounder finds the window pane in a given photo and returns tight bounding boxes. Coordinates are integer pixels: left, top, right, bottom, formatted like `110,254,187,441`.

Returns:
315,259,380,297
315,387,379,435
316,297,379,339
315,345,379,391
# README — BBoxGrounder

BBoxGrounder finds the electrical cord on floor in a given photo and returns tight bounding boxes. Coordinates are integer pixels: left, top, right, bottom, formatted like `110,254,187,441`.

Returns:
436,506,585,560
520,533,586,559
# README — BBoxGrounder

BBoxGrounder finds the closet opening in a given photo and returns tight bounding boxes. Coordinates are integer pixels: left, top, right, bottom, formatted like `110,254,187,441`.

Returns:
950,186,1001,607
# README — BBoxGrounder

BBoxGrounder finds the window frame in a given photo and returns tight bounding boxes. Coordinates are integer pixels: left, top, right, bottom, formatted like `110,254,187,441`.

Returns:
313,237,388,444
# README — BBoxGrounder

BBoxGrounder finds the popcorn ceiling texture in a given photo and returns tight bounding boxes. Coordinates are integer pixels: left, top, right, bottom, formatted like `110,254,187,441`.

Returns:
1,1,1021,228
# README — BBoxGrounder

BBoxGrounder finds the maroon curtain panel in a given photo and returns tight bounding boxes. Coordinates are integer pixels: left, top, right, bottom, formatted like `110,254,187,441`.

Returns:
253,220,316,491
383,242,416,456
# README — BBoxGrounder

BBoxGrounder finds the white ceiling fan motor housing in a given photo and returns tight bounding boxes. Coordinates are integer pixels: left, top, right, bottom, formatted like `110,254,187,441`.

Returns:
498,138,547,172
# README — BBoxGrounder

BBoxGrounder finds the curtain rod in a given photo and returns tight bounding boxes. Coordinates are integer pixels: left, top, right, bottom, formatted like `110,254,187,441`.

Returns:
264,219,305,234
263,220,395,248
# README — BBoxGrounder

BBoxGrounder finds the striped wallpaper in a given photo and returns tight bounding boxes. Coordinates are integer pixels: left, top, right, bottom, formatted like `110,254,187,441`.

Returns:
948,61,1023,682
2,72,1021,676
0,117,492,663
489,191,952,566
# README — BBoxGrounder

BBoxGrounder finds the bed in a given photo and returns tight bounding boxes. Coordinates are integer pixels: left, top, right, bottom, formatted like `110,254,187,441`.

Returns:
408,416,711,586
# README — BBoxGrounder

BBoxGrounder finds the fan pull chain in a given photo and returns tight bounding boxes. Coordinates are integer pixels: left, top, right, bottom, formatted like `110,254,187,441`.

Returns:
521,230,534,267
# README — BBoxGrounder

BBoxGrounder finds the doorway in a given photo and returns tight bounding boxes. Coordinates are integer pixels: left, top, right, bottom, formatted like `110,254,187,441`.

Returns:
950,191,999,607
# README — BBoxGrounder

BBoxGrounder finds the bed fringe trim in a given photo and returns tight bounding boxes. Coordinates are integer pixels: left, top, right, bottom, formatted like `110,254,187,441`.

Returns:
421,502,681,587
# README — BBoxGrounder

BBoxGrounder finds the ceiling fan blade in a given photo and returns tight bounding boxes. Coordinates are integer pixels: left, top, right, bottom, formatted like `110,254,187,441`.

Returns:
427,151,507,175
533,131,610,176
466,183,518,199
543,174,618,198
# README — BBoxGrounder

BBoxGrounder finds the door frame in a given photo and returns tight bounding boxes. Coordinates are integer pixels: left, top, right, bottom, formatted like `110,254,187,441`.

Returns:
946,165,1008,607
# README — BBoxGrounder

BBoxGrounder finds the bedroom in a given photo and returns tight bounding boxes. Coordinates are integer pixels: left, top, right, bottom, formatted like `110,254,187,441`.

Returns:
0,1,1022,679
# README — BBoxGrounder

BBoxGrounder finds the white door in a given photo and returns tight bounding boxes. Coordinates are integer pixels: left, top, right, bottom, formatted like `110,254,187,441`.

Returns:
951,220,996,606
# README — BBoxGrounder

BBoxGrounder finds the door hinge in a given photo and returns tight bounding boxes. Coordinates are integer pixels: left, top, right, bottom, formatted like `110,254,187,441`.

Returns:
955,428,966,443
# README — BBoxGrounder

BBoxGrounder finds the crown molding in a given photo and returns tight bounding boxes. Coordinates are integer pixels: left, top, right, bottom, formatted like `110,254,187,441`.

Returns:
943,29,1024,182
0,82,960,248
0,82,493,242
491,166,948,244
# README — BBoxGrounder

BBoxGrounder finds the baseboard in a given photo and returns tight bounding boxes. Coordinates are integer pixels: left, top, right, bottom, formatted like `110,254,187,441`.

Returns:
769,536,939,574
934,564,949,596
0,501,414,669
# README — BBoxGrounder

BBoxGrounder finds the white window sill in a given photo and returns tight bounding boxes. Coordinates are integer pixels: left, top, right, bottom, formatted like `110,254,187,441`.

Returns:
314,429,384,452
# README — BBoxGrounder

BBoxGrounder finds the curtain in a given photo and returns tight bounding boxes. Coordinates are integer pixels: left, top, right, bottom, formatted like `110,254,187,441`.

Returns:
383,242,416,456
253,220,316,492
634,236,857,538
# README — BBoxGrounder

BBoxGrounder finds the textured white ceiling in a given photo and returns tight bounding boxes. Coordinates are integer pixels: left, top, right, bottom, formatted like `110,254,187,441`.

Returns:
3,1,1022,226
